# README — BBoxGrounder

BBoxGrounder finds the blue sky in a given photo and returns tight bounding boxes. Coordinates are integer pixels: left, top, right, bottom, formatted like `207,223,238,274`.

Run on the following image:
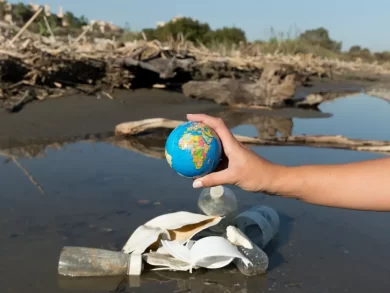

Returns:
11,0,390,52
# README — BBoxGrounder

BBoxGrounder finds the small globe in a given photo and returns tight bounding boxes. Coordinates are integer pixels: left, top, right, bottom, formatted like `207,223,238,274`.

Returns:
165,121,222,178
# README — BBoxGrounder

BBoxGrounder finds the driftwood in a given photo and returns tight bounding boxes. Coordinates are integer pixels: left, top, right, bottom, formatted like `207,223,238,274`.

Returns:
114,56,195,79
3,88,36,112
182,65,297,107
0,10,389,112
114,118,390,155
10,7,43,45
182,64,362,109
0,109,325,159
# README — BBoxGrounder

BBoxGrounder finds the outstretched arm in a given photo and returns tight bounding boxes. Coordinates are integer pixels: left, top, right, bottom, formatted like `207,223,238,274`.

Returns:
187,114,390,212
269,158,390,211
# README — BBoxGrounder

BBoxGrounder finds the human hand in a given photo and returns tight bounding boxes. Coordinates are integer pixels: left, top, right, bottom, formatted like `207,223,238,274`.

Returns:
187,114,284,193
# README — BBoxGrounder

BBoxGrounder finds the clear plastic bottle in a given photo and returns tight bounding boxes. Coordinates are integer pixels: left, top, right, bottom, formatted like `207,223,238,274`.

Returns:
197,185,238,233
226,226,269,276
226,205,280,276
58,247,143,277
233,205,280,249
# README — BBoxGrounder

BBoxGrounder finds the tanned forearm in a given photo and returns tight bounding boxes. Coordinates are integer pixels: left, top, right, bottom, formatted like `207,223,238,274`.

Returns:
268,158,390,211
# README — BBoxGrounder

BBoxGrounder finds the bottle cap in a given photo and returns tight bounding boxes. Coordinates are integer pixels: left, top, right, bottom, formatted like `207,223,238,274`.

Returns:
127,253,143,276
210,185,224,198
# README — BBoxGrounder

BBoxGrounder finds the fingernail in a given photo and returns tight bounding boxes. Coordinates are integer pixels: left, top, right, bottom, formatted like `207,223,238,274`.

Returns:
193,180,203,188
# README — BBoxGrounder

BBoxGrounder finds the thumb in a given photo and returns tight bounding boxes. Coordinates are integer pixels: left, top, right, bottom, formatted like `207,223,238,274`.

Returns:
192,170,231,188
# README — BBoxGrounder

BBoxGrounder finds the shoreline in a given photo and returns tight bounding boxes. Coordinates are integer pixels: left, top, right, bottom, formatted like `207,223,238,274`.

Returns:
2,36,390,112
0,79,378,151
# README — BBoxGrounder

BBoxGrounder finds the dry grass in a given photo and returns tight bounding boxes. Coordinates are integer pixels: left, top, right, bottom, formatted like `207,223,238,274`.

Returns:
169,38,390,77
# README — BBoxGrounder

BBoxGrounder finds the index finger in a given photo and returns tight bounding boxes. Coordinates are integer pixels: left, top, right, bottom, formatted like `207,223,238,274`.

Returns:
186,113,239,154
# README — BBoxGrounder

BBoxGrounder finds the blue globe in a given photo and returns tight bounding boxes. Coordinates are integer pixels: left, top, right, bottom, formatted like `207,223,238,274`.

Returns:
165,121,222,178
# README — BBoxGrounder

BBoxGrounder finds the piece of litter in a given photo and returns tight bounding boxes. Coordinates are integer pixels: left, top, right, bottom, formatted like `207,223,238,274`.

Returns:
161,236,252,272
143,252,194,272
122,211,222,254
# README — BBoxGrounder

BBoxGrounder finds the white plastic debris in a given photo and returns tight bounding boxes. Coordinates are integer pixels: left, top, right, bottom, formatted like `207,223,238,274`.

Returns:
160,236,251,272
122,211,223,254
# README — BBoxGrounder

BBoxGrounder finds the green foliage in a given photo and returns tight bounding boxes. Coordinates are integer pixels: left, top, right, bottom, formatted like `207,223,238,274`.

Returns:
373,51,390,62
349,45,363,53
120,23,142,42
142,28,157,40
343,45,374,62
2,2,390,64
143,17,211,43
142,17,246,45
12,2,34,25
64,11,88,28
0,2,5,19
299,27,342,52
8,2,87,31
205,27,247,45
2,1,88,36
252,28,339,58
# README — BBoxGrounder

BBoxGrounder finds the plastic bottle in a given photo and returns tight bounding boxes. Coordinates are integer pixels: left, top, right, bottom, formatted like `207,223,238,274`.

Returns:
226,225,269,276
233,205,280,249
226,205,280,276
197,185,238,233
58,247,143,277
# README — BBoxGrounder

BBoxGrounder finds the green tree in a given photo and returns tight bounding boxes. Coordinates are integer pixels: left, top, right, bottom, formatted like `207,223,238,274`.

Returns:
142,28,156,40
12,3,34,25
345,45,373,62
142,17,211,43
0,2,5,20
78,15,89,26
205,27,247,45
64,11,88,28
374,51,390,62
299,27,342,52
349,45,362,53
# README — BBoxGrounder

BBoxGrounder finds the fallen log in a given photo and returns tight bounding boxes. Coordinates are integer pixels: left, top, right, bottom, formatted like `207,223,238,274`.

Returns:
182,64,297,107
114,56,195,79
3,88,36,113
115,118,390,155
182,64,362,109
115,118,183,136
0,24,387,113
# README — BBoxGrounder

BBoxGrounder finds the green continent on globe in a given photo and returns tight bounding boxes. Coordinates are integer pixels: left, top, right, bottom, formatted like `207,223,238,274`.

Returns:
165,149,172,167
178,124,214,169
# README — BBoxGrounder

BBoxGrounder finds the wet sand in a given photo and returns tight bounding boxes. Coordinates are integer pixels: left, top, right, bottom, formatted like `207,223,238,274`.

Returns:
0,89,218,148
2,87,390,293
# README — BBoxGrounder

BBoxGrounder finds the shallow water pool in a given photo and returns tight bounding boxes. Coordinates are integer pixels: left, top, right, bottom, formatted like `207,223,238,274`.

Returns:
1,94,390,293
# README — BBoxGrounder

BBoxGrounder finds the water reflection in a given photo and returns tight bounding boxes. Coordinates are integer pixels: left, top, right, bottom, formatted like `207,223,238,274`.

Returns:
58,269,270,293
0,107,332,161
233,94,390,141
294,93,390,140
207,107,331,138
2,94,390,293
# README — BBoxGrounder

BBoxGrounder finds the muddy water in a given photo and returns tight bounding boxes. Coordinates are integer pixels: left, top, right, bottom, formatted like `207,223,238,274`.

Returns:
1,94,390,293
